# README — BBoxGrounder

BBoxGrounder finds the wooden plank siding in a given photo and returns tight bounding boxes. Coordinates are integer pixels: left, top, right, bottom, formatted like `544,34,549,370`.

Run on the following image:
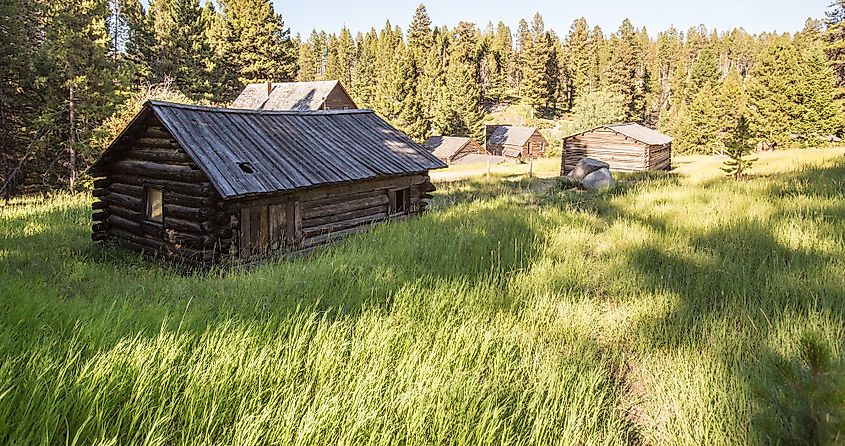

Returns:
322,84,357,110
562,128,672,173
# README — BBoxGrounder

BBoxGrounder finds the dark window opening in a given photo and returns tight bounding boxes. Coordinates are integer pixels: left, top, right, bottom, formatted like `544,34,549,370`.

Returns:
389,188,410,215
145,187,163,223
239,162,255,174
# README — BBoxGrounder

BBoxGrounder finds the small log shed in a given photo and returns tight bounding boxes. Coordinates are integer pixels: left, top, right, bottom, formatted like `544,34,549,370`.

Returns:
422,136,488,164
484,125,547,161
561,123,673,174
89,100,446,268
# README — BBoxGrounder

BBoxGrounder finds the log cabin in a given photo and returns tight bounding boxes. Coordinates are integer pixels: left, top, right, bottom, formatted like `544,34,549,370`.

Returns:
422,136,489,164
89,100,446,269
561,123,672,174
231,80,357,111
484,125,547,161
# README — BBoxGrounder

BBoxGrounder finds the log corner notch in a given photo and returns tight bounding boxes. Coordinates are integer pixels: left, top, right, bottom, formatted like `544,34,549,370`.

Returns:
86,100,446,270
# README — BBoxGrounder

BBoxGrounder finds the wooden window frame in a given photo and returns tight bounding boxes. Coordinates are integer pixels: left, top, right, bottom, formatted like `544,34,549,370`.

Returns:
388,188,410,216
144,186,164,224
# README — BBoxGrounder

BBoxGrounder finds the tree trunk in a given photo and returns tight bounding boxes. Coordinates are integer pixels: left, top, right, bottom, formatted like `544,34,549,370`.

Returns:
68,84,77,190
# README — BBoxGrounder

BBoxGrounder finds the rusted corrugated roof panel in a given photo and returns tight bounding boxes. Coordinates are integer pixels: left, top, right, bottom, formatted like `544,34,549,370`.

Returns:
93,101,445,199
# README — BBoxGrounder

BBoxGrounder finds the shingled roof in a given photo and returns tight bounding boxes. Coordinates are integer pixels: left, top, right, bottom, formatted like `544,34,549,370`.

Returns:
231,80,356,111
91,101,445,199
486,125,538,147
422,136,473,159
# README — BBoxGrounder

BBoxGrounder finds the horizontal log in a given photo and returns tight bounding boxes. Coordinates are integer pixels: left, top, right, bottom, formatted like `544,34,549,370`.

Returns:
163,191,215,208
108,214,142,233
113,160,206,182
303,211,384,238
303,194,388,219
134,137,180,149
92,200,108,210
92,211,108,222
303,204,387,228
164,203,207,221
164,216,206,234
300,224,373,250
111,175,213,197
93,178,111,188
108,204,143,222
92,188,109,198
126,148,194,164
91,231,109,242
110,182,143,197
105,192,142,212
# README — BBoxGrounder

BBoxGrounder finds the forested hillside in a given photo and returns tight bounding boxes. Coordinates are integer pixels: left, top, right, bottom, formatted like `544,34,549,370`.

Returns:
1,0,844,195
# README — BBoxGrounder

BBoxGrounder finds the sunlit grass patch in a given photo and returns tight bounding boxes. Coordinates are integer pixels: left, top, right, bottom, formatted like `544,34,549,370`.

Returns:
0,152,843,444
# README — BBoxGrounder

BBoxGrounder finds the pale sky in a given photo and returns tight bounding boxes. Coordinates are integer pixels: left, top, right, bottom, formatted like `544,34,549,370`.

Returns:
276,0,830,37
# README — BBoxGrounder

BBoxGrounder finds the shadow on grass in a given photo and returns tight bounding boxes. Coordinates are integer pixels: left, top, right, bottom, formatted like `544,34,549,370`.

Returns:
0,188,550,351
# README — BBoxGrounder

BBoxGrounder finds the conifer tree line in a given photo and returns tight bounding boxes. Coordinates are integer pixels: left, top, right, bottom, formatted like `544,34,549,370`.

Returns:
1,1,844,195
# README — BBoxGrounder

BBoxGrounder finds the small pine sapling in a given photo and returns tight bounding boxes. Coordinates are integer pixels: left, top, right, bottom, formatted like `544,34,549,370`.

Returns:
721,116,758,180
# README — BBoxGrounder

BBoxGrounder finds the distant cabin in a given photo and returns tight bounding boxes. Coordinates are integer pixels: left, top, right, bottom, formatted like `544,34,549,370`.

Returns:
231,80,357,111
484,125,547,161
561,123,672,174
89,101,445,269
422,136,493,164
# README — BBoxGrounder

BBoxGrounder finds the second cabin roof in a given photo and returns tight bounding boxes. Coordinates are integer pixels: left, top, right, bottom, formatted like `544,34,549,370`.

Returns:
92,101,446,199
486,125,539,147
422,136,474,159
232,80,356,111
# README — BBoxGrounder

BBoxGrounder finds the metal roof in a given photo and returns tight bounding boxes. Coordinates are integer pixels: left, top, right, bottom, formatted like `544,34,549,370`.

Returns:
606,123,673,145
422,136,473,159
486,125,538,147
231,80,356,111
92,101,445,199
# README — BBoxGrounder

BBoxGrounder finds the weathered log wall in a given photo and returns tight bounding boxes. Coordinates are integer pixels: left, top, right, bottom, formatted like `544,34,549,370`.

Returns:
224,174,434,262
561,128,672,173
92,115,436,268
91,116,226,268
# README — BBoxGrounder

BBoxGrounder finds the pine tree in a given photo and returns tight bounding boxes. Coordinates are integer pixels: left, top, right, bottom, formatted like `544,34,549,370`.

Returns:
797,45,841,138
688,47,721,100
604,19,646,121
350,29,377,107
714,69,746,150
325,28,355,87
677,84,721,153
40,0,118,188
217,0,296,93
565,18,591,102
825,0,845,99
520,13,556,111
148,0,217,99
443,22,484,139
0,0,45,196
746,37,803,148
721,116,757,180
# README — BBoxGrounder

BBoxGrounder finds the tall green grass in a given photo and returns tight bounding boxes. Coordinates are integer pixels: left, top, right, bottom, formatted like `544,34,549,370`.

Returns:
0,153,843,445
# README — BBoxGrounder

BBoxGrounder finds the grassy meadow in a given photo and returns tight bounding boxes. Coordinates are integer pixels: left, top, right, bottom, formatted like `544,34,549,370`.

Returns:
1,148,844,445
